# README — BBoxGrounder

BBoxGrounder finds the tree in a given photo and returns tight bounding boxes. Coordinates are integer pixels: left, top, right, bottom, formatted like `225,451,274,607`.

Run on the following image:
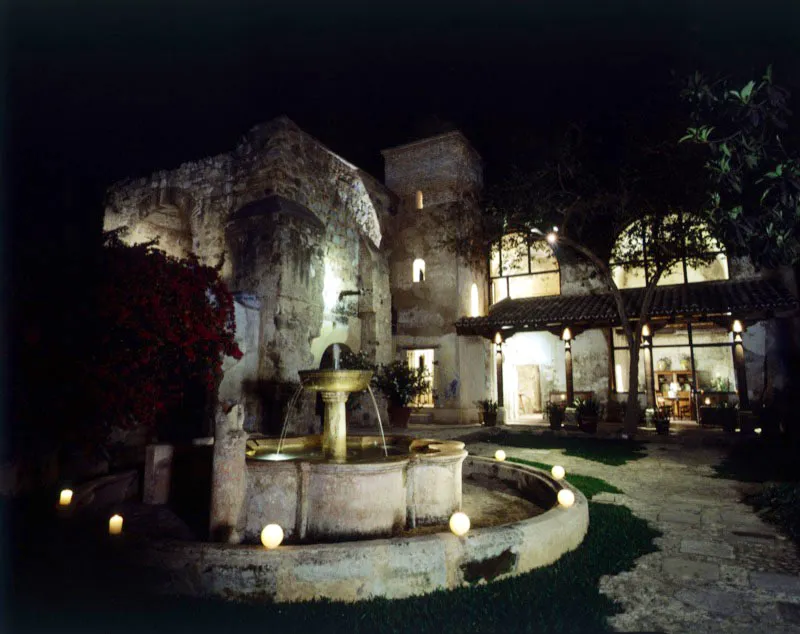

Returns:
680,66,800,267
476,124,717,436
56,231,242,459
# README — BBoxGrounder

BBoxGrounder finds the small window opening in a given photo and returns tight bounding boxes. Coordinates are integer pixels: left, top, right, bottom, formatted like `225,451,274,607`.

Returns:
413,258,426,283
470,283,479,317
416,190,424,210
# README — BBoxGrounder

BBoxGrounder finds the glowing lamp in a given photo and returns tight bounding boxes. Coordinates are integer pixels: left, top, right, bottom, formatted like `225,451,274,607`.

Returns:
494,332,503,345
108,514,123,535
562,327,572,342
704,397,711,405
732,320,744,334
755,427,762,435
546,232,557,245
551,465,566,481
557,489,575,508
494,450,506,462
449,512,471,536
59,489,73,507
641,324,651,338
734,333,743,343
260,524,284,549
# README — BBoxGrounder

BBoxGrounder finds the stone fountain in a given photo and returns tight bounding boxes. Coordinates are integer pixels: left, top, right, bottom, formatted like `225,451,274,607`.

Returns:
241,362,468,543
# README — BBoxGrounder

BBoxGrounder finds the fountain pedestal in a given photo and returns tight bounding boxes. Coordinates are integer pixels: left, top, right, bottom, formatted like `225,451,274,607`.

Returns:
320,391,348,460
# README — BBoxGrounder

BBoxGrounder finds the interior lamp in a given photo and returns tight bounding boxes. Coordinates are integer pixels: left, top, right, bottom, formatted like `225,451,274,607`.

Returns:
449,512,471,536
108,514,124,535
261,524,284,549
732,320,744,334
546,232,557,245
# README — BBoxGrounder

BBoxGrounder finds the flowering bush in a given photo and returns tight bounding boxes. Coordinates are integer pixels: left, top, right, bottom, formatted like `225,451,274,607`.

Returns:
69,231,242,449
372,361,430,408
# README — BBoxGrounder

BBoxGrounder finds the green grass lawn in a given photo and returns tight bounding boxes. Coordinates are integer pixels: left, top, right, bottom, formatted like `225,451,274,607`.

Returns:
480,430,647,466
507,457,624,499
10,470,658,634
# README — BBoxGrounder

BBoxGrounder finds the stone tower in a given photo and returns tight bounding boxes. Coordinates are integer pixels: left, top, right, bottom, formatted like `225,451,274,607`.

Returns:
381,131,490,423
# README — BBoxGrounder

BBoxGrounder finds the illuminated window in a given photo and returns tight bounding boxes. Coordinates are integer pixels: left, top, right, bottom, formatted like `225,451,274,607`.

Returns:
413,258,426,283
489,233,559,305
470,283,480,317
416,190,424,210
611,215,728,290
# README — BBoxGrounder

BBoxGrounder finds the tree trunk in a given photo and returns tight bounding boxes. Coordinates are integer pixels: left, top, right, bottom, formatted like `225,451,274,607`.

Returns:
624,344,642,435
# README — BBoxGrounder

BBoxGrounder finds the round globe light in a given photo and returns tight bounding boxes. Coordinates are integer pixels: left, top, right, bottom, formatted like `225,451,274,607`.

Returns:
260,524,284,549
494,450,506,462
557,488,575,508
551,465,566,481
449,512,470,536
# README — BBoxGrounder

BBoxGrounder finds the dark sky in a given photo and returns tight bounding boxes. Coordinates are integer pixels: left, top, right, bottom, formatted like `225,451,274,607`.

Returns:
6,0,800,243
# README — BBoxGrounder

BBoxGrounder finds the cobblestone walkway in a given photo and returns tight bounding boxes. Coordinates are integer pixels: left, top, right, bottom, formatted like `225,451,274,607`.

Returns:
416,425,800,632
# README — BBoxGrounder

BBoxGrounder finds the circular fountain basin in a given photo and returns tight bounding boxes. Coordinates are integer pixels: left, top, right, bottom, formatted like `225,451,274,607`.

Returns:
130,457,589,603
243,435,467,543
297,369,373,393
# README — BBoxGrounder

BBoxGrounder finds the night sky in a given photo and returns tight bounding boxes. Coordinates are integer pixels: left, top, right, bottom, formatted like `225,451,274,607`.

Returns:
6,0,800,263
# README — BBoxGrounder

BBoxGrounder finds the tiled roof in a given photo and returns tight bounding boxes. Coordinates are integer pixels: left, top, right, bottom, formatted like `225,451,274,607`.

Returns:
456,278,797,336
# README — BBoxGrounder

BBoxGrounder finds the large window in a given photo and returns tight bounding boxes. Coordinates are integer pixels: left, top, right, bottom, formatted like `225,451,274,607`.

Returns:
611,216,729,290
490,233,560,304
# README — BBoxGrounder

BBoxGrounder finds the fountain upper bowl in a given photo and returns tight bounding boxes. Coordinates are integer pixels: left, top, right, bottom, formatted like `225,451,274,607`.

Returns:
298,369,373,393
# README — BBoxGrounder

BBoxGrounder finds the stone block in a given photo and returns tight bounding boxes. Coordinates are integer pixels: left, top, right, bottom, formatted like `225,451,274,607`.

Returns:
751,571,800,596
663,557,721,581
674,588,746,615
143,444,174,505
680,539,736,560
658,510,701,525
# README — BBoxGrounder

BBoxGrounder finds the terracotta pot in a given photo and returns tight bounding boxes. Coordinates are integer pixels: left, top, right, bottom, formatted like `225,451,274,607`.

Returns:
389,405,412,429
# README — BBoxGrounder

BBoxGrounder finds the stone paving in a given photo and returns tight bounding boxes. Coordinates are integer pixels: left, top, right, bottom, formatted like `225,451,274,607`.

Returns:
410,424,800,633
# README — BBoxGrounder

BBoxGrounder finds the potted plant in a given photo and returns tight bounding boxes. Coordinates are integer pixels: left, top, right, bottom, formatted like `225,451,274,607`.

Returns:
679,354,692,370
654,408,670,435
574,397,602,434
656,357,671,371
476,400,499,427
372,361,430,428
546,401,564,430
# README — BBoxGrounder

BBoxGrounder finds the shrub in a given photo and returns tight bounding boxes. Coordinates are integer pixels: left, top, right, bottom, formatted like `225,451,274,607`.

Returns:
372,361,430,408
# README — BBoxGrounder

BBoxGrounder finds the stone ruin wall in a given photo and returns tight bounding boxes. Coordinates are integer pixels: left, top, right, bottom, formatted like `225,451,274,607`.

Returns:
103,117,394,433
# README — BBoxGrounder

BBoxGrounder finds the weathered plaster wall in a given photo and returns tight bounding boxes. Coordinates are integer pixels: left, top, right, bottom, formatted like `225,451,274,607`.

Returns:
103,117,395,434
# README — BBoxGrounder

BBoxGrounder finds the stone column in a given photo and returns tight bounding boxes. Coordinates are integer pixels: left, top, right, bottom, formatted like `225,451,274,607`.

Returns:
733,338,750,409
209,403,247,543
143,444,174,505
495,344,506,424
321,392,348,461
565,341,574,404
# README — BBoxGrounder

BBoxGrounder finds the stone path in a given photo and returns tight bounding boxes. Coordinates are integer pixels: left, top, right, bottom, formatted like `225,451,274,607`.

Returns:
412,425,800,632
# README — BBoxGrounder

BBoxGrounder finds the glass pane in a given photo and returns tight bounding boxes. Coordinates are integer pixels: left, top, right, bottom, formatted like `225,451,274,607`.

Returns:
686,253,729,283
657,262,686,286
612,262,647,289
652,325,690,346
492,278,508,304
529,241,558,273
508,272,560,299
693,344,735,394
501,233,528,275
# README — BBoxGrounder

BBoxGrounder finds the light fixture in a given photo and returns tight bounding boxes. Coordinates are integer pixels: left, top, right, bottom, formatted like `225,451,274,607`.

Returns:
494,450,506,462
755,427,762,435
562,327,572,342
551,465,566,480
108,514,124,535
59,489,73,507
732,319,744,334
260,524,284,549
641,324,651,338
557,489,575,508
704,397,711,405
494,332,503,345
546,232,557,245
449,512,471,536
553,226,559,233
734,333,743,343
